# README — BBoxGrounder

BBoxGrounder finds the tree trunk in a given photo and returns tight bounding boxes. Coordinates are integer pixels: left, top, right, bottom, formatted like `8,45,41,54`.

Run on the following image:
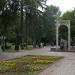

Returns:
20,1,24,49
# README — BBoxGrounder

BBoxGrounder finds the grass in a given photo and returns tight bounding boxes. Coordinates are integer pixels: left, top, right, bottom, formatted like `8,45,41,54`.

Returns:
0,55,60,75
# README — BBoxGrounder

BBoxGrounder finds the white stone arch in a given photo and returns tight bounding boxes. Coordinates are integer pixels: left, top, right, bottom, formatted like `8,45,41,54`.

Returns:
56,20,70,50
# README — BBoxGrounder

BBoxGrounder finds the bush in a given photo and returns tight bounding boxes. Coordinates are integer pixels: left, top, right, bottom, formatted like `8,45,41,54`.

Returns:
1,43,12,51
5,43,12,49
15,45,19,51
21,43,26,49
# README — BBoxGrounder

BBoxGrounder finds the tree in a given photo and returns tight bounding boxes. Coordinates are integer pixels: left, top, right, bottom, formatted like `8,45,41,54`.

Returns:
61,9,75,45
0,0,19,50
0,0,62,50
19,0,47,48
42,5,61,44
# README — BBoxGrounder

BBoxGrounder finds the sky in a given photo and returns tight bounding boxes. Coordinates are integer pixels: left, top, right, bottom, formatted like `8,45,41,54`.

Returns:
46,0,75,14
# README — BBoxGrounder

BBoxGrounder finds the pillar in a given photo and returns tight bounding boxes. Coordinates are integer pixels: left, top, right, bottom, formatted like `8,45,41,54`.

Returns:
68,24,71,50
56,21,59,50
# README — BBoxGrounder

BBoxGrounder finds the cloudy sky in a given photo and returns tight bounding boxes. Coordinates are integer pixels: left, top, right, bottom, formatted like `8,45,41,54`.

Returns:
46,0,75,13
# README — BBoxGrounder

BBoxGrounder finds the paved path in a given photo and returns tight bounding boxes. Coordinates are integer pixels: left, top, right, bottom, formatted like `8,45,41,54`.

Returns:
0,47,75,75
0,47,71,59
37,53,75,75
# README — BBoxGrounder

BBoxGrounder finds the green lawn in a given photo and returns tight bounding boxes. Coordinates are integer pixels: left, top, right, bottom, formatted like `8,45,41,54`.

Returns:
0,55,60,75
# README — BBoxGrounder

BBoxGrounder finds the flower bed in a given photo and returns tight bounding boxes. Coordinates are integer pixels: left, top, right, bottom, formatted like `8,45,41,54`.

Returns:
0,55,60,75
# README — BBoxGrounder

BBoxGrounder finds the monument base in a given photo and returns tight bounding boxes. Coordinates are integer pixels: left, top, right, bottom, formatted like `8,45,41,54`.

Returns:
51,46,75,52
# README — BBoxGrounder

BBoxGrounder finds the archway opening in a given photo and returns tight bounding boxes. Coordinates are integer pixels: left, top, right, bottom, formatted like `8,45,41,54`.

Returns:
59,25,68,49
59,25,68,42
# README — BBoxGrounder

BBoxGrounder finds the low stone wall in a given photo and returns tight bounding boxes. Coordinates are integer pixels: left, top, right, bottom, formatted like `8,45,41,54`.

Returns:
51,47,75,52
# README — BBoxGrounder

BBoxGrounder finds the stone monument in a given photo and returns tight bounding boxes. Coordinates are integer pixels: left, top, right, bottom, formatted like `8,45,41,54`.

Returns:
56,20,70,50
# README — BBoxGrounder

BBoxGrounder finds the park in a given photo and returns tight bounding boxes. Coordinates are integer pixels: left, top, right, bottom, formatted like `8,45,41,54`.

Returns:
0,0,75,75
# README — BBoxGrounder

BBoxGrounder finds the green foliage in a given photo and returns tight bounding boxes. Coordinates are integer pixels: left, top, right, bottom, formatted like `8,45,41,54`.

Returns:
0,0,19,50
6,43,12,49
0,0,61,50
61,9,75,45
42,5,61,43
59,26,68,40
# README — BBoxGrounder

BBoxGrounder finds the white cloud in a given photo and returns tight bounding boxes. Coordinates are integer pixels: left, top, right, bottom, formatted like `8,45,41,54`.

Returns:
46,0,75,13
